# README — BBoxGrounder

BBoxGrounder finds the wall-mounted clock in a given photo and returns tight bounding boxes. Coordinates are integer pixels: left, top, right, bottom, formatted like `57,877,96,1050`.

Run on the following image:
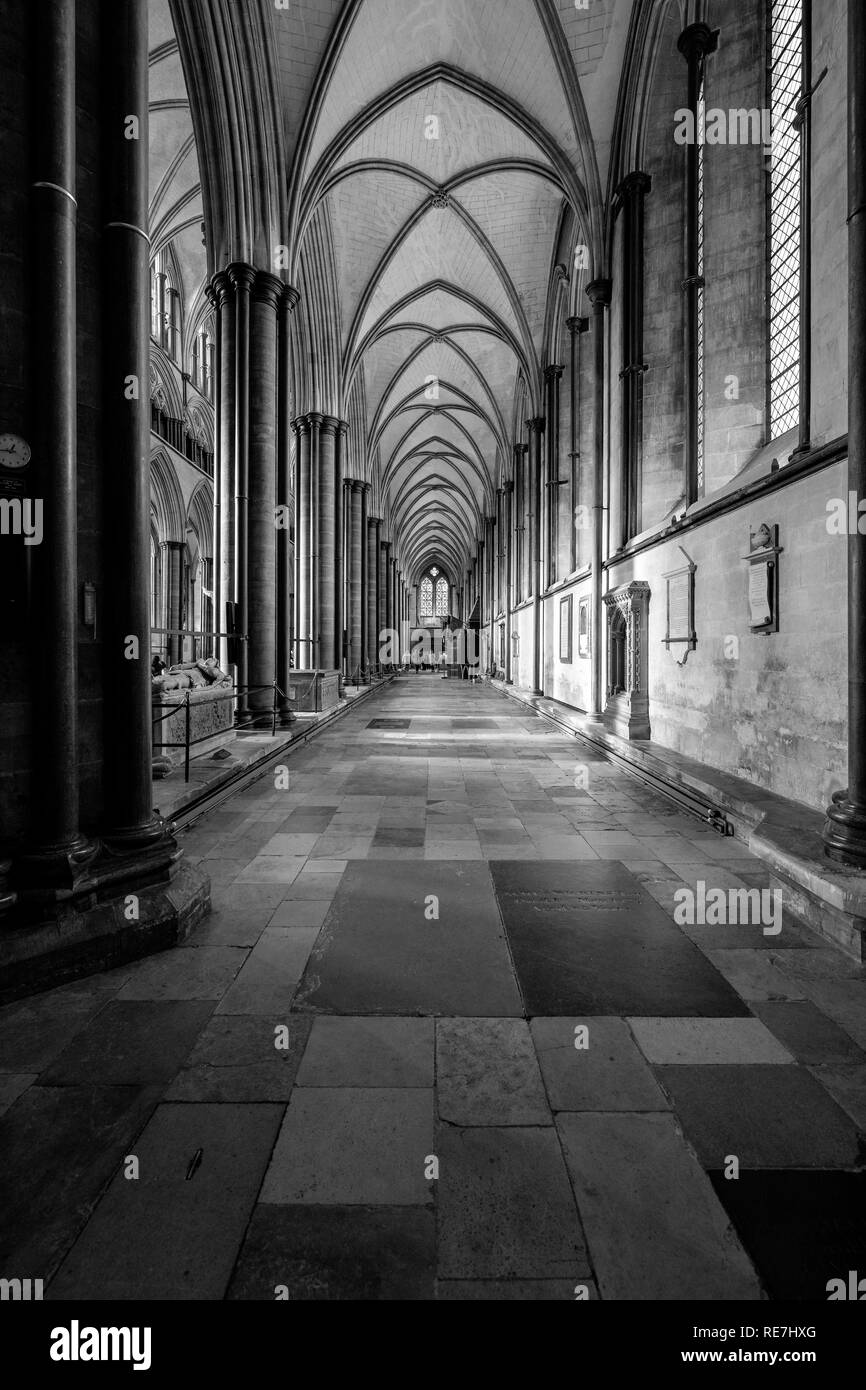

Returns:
0,434,31,469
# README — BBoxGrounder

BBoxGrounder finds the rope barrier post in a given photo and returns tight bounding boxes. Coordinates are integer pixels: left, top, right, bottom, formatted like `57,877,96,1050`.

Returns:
184,691,191,784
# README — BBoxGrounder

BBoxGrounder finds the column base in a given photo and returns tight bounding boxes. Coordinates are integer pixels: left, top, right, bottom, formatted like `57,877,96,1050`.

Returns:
822,791,866,869
14,834,101,893
101,816,174,859
1,849,210,1004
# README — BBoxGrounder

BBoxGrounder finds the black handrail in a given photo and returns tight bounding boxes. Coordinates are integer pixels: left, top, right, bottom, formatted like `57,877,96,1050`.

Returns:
152,676,321,782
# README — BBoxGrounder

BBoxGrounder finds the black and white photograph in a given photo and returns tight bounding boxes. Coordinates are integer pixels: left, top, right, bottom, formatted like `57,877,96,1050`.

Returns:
0,0,864,1361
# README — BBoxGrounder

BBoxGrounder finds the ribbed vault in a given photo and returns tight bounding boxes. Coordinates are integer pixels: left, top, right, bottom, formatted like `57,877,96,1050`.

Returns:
281,0,616,588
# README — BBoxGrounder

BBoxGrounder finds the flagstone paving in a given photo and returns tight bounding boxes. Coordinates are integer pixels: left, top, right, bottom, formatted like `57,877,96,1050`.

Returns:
1,676,865,1300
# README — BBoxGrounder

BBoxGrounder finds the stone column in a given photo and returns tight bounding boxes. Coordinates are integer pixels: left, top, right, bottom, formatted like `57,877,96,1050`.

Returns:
20,0,96,885
586,279,612,721
247,272,281,715
379,535,389,653
513,443,528,605
502,482,514,684
334,421,347,675
824,0,866,866
566,316,589,572
307,413,322,668
528,417,545,695
678,23,717,503
359,483,370,677
276,286,299,723
100,0,166,853
293,416,312,670
367,516,380,668
544,365,564,588
165,541,184,666
348,481,364,681
383,541,393,633
318,416,339,671
228,263,254,710
211,270,235,673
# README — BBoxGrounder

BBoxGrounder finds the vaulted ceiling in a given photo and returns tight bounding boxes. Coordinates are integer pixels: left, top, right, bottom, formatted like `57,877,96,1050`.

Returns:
283,0,636,586
167,0,641,586
149,0,208,343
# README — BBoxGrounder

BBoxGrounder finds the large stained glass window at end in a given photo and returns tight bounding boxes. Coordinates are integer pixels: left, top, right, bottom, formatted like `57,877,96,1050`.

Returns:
419,567,449,618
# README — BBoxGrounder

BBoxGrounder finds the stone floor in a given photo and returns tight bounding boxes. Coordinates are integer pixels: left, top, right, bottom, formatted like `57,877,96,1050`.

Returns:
2,675,866,1300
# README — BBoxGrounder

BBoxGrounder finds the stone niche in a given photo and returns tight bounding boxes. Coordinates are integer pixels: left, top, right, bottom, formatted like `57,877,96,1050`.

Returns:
602,581,651,740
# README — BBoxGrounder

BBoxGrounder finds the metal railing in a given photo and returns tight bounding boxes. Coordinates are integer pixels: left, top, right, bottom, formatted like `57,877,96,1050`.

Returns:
152,672,323,783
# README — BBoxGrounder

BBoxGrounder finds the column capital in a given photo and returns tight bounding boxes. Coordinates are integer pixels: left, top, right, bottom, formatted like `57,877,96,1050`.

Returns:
676,22,719,63
527,417,546,435
499,480,514,495
566,315,590,335
292,415,311,437
544,364,565,382
382,538,392,552
320,415,341,437
307,412,324,435
226,261,257,292
586,278,612,308
616,170,652,202
251,270,285,311
209,270,233,308
352,479,371,495
513,442,529,458
281,284,301,314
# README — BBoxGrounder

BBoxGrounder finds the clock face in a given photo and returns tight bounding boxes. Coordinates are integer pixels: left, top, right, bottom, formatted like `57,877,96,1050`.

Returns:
0,434,31,468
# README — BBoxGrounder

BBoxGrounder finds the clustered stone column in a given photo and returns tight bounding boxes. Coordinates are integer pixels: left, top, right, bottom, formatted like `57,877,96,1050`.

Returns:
11,0,207,962
344,480,369,682
502,481,514,683
211,265,298,718
100,0,171,854
289,411,345,676
544,365,564,589
586,279,612,721
276,288,299,721
528,416,545,695
19,0,97,889
566,316,590,573
514,442,528,605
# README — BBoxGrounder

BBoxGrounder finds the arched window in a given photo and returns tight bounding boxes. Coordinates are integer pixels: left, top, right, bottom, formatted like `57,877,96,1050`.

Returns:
419,576,434,617
767,0,803,439
192,318,215,401
418,565,450,619
150,251,181,362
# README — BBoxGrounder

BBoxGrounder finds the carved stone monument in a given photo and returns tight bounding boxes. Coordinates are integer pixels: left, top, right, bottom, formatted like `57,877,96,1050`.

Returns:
602,580,651,740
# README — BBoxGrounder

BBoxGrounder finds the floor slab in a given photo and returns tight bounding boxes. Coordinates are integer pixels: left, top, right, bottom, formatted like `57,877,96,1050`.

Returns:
294,862,522,1017
491,860,751,1017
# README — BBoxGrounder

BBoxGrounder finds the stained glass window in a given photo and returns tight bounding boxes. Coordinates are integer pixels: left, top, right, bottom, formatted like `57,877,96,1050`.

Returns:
696,75,706,494
419,569,449,619
768,0,802,438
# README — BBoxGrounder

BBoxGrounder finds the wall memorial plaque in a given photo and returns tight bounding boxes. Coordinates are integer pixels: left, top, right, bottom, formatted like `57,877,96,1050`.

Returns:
662,551,696,664
743,522,782,634
560,595,573,664
578,596,590,658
